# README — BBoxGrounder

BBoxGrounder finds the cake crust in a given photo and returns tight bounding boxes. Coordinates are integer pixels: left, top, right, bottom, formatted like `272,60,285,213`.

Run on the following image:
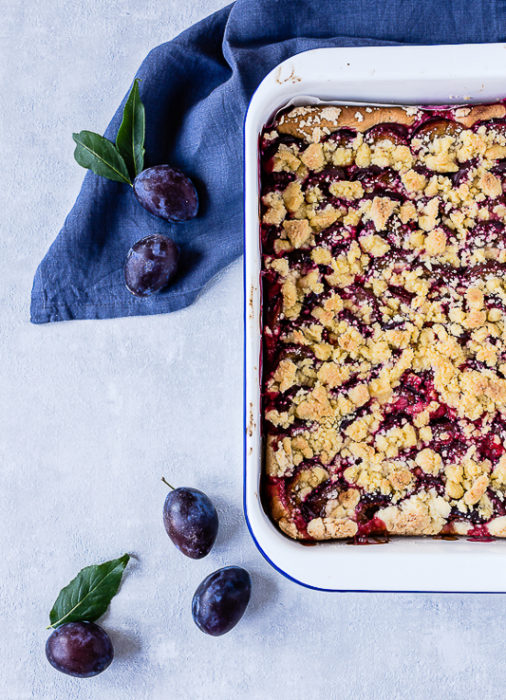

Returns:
277,103,506,140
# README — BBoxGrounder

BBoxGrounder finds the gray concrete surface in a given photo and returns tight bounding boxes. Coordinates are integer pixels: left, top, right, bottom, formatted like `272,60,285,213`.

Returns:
2,1,506,698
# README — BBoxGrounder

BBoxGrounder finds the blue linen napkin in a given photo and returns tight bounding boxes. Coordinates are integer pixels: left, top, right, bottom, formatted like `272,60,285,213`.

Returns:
30,0,505,323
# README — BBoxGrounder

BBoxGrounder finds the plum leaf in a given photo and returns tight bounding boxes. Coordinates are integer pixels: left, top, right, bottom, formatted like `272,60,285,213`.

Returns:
49,554,130,628
73,131,132,185
116,79,145,178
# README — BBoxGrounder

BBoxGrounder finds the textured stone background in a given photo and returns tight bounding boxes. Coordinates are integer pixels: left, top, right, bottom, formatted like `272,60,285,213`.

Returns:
2,1,506,698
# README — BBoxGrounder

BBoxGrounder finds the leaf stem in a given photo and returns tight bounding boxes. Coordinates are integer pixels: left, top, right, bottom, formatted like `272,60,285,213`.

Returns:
161,477,175,490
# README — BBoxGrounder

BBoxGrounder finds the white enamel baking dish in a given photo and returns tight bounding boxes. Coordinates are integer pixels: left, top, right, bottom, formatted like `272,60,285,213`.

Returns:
244,44,506,592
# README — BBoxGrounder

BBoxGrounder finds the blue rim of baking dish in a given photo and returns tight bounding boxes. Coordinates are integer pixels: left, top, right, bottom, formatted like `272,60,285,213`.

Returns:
241,53,504,594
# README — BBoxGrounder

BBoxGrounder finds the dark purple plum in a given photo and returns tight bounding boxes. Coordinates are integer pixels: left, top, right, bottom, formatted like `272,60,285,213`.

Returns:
304,166,346,194
412,118,463,143
325,127,356,147
45,622,113,678
364,123,409,145
451,166,473,187
124,234,179,297
353,165,400,193
163,482,218,559
475,118,506,136
492,161,506,181
192,566,251,636
133,165,198,222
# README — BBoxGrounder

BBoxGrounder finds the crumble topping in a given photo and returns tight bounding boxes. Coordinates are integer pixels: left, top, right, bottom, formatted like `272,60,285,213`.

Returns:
261,102,506,540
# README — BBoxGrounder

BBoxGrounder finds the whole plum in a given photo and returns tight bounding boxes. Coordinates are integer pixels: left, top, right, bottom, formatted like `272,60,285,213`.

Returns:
163,481,219,559
192,566,251,636
124,233,179,297
133,165,199,222
45,621,113,678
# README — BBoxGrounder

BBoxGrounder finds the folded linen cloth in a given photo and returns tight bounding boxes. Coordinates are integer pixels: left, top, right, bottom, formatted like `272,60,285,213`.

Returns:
30,0,506,323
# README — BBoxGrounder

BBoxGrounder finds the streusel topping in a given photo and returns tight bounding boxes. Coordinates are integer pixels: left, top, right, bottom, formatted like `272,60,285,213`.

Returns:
261,103,506,540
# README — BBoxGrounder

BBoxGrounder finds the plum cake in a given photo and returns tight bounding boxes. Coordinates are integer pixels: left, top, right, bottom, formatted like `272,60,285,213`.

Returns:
260,101,506,540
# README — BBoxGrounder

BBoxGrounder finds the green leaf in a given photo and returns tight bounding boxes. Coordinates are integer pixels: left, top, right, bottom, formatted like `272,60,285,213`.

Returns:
49,554,130,628
116,79,145,178
72,131,132,185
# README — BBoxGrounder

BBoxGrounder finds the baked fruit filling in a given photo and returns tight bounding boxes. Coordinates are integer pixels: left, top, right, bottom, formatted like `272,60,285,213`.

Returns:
260,101,506,540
